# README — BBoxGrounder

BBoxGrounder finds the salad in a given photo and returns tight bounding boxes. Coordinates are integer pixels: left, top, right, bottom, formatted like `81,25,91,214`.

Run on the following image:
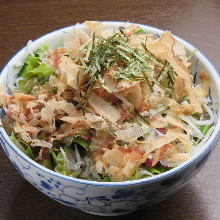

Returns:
0,21,215,181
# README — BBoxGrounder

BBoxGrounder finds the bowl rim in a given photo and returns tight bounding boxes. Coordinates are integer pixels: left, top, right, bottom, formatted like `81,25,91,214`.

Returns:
0,21,220,186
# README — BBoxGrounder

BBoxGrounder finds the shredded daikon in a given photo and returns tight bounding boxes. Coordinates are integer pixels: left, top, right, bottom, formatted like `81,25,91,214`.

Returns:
179,115,204,139
190,103,214,126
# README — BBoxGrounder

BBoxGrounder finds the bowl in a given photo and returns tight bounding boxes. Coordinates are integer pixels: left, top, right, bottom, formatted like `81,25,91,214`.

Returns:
0,21,220,216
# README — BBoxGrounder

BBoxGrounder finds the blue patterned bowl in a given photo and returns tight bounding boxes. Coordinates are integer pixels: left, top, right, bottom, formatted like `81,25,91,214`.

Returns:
0,22,220,216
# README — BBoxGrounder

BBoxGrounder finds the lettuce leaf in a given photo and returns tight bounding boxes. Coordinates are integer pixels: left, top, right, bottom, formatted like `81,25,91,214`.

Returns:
129,171,143,180
73,136,91,151
51,150,59,166
17,46,54,93
129,170,152,180
25,145,35,160
195,125,212,145
146,163,171,175
54,163,75,177
10,132,26,153
134,28,145,34
10,132,35,159
50,148,77,177
102,176,111,182
198,125,211,135
42,158,52,170
53,151,76,177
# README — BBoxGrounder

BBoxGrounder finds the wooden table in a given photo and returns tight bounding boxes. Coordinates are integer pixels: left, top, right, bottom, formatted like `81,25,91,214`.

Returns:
1,0,220,219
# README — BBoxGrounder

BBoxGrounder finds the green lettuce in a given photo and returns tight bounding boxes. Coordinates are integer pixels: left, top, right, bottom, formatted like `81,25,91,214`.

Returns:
51,150,59,166
10,132,26,153
129,171,143,180
25,145,35,160
129,170,153,180
198,125,211,135
134,28,145,34
195,125,212,145
54,163,75,177
53,149,76,177
10,132,35,159
147,163,171,175
42,158,52,170
102,176,111,182
17,46,54,93
73,136,91,151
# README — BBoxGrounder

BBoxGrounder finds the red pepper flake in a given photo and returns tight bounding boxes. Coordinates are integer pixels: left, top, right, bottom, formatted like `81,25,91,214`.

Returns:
157,128,166,134
145,158,153,167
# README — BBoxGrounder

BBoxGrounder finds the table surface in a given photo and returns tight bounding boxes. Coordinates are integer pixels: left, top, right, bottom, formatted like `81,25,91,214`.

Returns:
1,0,220,219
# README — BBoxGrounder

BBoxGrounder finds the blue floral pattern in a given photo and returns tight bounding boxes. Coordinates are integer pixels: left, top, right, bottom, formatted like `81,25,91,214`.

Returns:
0,107,218,216
0,131,216,216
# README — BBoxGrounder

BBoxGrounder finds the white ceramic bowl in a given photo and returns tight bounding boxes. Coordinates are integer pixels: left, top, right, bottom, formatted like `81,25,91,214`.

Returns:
0,22,220,216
